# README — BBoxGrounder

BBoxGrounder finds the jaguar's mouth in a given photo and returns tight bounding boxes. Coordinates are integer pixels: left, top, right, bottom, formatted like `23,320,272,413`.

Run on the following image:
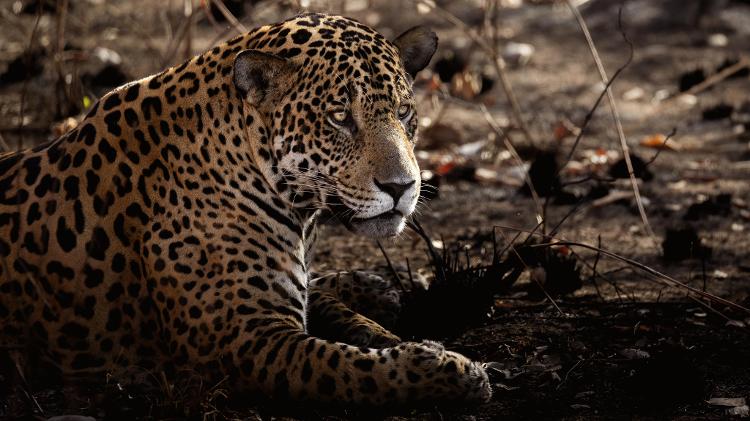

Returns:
349,209,404,223
345,209,406,237
320,195,407,237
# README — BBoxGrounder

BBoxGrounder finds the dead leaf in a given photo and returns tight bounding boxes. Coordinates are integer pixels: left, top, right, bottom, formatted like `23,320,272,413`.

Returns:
640,133,679,151
53,117,80,137
427,74,441,92
450,69,482,101
435,161,457,176
555,245,572,257
553,119,579,141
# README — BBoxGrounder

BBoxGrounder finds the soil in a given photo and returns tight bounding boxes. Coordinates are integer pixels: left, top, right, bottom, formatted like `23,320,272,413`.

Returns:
1,0,749,419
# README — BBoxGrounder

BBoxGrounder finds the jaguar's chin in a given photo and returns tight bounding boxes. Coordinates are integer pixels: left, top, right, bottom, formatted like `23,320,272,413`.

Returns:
346,210,407,238
320,194,409,237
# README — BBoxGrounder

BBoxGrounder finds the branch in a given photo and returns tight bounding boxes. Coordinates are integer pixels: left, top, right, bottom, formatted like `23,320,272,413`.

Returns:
565,1,658,247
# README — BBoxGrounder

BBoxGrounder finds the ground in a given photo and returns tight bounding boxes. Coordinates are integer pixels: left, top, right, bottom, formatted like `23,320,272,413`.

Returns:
1,0,749,419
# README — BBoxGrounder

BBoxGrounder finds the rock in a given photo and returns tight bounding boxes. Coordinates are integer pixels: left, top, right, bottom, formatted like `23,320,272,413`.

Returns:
679,68,706,92
502,42,535,67
661,226,712,261
433,50,467,83
88,64,128,90
209,0,248,22
684,193,732,220
521,150,561,197
702,103,734,120
608,154,653,182
0,49,45,86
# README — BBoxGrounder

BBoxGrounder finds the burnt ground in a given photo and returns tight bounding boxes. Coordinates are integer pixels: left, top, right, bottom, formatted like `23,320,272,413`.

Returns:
1,0,750,419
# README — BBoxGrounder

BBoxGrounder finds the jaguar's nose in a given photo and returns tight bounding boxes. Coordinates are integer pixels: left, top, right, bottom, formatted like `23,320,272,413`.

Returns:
374,178,416,205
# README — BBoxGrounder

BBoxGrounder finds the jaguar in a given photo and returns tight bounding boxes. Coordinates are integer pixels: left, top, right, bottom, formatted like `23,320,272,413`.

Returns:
0,12,491,405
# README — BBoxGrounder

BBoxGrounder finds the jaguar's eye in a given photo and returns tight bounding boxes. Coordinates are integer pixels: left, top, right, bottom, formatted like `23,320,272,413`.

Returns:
328,109,349,125
397,104,412,120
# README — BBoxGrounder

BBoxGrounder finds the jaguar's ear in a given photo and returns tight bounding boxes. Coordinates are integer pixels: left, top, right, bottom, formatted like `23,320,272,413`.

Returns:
233,50,296,107
392,26,438,79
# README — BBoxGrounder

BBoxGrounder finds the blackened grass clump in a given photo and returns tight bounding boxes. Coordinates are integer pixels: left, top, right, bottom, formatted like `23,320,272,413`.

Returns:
510,242,582,299
393,220,582,340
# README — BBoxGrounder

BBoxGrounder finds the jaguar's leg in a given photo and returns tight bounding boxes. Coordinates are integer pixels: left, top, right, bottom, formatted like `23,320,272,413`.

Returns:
310,270,414,327
243,324,491,404
307,287,401,348
156,238,491,404
308,269,414,347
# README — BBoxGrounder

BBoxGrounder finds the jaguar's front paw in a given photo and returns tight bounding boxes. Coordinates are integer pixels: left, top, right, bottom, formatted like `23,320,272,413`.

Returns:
401,340,492,403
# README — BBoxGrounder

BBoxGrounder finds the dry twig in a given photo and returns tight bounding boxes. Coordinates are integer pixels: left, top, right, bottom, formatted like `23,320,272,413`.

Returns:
10,351,44,415
161,5,199,68
206,0,249,33
0,132,11,153
17,2,43,150
184,0,195,61
571,248,629,303
377,240,405,289
676,56,750,98
559,47,632,171
565,1,658,247
643,127,677,167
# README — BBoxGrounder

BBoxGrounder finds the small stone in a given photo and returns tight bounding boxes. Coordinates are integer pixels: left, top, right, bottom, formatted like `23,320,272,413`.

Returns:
502,42,535,67
620,348,650,360
622,87,645,101
707,33,729,48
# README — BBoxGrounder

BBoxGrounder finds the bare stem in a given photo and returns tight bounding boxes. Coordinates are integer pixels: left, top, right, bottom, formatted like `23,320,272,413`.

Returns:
565,1,658,247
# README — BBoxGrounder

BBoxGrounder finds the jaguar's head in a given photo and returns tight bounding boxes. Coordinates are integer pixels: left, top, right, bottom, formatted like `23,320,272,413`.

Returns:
233,14,437,237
